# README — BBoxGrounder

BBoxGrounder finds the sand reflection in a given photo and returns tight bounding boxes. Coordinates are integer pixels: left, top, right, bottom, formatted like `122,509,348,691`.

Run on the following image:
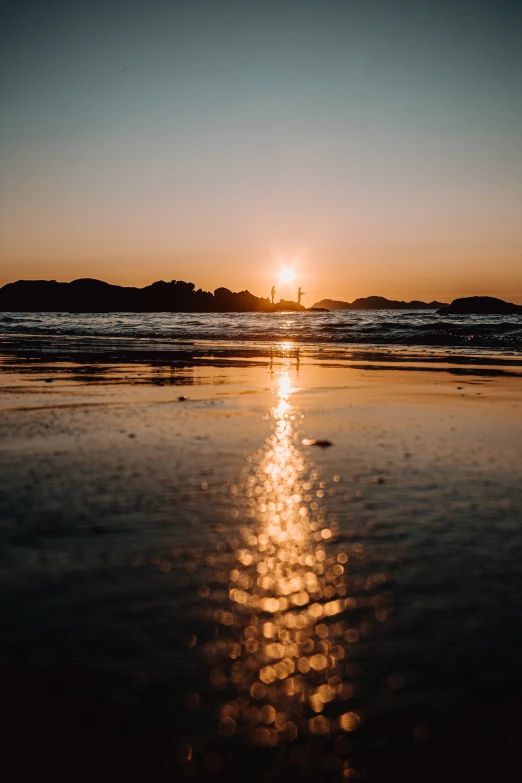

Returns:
204,353,385,773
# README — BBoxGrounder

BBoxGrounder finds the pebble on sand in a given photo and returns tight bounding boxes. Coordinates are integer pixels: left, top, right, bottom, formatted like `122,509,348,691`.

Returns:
302,439,333,448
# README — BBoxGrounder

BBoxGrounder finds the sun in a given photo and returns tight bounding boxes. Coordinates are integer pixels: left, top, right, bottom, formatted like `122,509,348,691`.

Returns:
279,267,296,285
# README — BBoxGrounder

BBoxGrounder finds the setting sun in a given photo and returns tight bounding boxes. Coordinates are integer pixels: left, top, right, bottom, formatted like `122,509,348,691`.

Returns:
279,267,296,285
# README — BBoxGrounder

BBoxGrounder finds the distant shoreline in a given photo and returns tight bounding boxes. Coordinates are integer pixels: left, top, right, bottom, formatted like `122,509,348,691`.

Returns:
2,278,521,315
0,277,446,313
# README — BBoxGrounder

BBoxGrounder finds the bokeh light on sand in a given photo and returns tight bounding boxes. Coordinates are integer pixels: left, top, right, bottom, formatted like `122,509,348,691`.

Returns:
196,347,392,775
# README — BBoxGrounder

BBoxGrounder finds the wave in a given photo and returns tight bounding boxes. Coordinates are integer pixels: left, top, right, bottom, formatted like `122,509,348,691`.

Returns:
1,311,521,352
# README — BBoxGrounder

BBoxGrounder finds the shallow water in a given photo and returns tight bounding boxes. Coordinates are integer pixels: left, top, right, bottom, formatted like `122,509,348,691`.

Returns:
1,341,522,781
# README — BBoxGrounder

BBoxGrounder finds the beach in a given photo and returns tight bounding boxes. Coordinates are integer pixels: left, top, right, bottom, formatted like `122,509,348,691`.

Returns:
3,0,522,775
1,334,522,781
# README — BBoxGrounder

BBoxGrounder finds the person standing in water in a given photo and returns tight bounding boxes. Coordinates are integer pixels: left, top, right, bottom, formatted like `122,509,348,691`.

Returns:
271,285,277,304
297,287,305,306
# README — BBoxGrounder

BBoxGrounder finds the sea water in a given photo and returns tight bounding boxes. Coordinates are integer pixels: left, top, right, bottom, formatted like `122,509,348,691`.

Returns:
1,309,522,351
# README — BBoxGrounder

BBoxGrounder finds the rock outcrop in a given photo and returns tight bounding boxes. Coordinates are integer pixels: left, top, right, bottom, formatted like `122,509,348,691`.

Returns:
438,297,522,315
312,296,447,310
0,278,305,313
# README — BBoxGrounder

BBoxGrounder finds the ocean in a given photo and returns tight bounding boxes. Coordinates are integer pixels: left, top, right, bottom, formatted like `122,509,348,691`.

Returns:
1,309,522,351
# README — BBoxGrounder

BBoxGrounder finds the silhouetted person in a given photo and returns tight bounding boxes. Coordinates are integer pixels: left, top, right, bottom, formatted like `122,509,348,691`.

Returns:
271,286,277,304
297,287,305,305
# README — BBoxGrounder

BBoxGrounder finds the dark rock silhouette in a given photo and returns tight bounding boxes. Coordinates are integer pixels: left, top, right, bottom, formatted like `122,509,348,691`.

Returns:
273,299,305,312
15,279,522,315
213,287,269,312
0,278,308,313
438,296,522,315
313,296,447,310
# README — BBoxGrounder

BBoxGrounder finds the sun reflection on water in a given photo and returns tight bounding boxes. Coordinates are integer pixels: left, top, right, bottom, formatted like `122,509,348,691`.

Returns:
200,353,390,776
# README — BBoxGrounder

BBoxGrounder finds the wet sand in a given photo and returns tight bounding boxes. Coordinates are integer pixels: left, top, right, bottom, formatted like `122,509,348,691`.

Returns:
1,346,522,781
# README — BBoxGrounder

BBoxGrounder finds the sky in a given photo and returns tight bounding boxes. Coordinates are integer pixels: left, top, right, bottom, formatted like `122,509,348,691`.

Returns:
1,0,521,304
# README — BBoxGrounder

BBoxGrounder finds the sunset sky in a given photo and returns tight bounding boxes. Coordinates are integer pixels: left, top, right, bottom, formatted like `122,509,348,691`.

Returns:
1,0,521,304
